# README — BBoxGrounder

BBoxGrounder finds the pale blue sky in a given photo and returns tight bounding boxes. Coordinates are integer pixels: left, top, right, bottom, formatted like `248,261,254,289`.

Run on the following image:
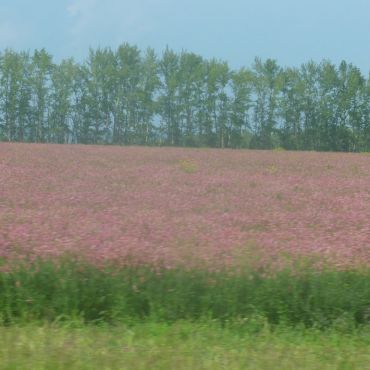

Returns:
0,0,369,71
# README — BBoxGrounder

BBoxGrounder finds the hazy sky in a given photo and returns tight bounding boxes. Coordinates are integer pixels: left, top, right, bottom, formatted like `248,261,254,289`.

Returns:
0,0,369,71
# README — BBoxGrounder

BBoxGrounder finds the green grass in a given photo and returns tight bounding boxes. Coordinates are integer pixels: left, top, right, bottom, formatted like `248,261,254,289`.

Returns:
1,259,370,368
1,322,370,369
0,258,370,329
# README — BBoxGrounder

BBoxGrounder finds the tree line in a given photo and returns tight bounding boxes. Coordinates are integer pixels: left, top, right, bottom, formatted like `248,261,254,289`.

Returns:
1,44,370,151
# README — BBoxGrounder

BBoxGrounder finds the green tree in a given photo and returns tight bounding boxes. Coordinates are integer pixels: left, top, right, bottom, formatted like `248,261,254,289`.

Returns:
299,61,321,150
84,48,115,144
158,47,180,145
113,43,142,144
203,59,230,148
278,67,304,149
250,58,282,149
0,50,31,141
229,68,253,148
49,59,77,143
317,60,340,151
336,61,366,151
29,49,53,142
177,51,204,146
135,48,160,145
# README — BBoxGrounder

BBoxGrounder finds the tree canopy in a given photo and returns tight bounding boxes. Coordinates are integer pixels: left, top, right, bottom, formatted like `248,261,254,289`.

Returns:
1,44,370,151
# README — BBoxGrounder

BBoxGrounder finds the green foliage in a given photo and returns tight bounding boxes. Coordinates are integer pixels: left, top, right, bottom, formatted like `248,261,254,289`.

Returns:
0,258,369,330
1,45,370,151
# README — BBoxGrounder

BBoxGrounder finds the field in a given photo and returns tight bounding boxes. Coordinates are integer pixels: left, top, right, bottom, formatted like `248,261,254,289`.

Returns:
1,143,370,368
1,143,369,269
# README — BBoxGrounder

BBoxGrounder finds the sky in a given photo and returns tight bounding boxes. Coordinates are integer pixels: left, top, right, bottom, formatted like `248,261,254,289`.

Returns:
0,0,369,71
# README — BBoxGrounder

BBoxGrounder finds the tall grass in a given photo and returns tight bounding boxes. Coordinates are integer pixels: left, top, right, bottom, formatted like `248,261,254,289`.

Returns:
0,257,369,330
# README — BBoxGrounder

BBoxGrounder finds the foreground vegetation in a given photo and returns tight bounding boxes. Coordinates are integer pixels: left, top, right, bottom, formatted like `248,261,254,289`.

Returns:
1,322,370,369
1,258,369,329
1,259,369,368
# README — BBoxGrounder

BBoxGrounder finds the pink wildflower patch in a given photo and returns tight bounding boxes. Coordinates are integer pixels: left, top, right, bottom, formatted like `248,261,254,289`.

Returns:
0,143,369,269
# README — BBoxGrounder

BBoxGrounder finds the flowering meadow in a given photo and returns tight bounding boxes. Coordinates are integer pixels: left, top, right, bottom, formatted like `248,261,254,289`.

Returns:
0,143,369,270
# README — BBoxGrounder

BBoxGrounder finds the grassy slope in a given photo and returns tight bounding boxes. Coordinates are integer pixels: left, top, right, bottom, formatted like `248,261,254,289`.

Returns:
1,322,370,370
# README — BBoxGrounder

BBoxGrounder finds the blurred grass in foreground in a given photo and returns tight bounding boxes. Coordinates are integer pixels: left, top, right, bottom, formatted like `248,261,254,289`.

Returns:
1,258,370,329
1,322,370,370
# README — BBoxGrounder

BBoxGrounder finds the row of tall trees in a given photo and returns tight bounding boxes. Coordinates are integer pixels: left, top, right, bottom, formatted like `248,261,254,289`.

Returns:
1,44,370,151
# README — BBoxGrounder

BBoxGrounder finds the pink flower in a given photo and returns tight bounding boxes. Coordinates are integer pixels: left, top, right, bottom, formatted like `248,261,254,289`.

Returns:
0,143,369,270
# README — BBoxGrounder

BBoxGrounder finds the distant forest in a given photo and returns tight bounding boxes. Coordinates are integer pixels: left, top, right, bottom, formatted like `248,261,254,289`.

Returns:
1,44,370,151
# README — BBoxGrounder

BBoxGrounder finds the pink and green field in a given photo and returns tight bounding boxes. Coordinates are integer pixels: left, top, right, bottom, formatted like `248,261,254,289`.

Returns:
1,143,370,368
1,143,369,269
